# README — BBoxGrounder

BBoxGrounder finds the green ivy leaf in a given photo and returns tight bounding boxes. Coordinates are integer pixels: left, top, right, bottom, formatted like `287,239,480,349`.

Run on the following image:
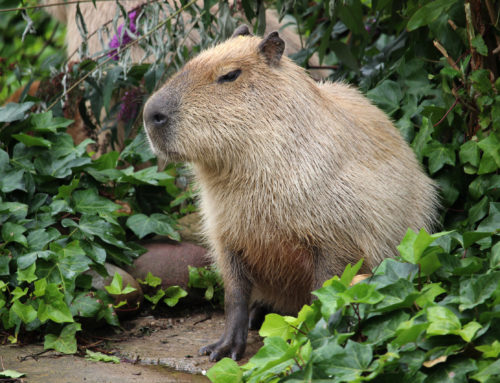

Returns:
0,101,34,122
426,306,461,336
458,271,500,311
85,349,120,363
138,272,162,288
478,134,500,169
423,141,456,175
31,111,73,133
459,140,480,167
0,169,25,193
259,313,292,339
321,340,374,380
17,263,37,283
1,222,28,247
207,358,242,383
105,272,136,295
407,0,456,31
0,370,25,378
10,300,37,324
37,283,74,323
72,189,121,214
470,359,500,383
126,213,179,240
476,340,500,359
163,286,188,307
44,323,81,354
458,321,482,343
12,133,52,148
471,35,488,56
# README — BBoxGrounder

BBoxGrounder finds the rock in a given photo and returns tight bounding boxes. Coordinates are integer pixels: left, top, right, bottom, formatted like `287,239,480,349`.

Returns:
87,263,144,315
128,241,210,290
177,213,205,245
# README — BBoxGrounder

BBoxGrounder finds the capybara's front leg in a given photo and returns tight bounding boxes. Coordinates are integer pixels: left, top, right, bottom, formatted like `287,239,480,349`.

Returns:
199,251,251,361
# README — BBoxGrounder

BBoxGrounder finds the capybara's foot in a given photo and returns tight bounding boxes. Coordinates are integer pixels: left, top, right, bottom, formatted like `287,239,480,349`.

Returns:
199,337,246,361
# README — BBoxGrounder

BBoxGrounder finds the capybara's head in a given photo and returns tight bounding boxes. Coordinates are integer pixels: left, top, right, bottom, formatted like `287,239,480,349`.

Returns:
143,25,299,167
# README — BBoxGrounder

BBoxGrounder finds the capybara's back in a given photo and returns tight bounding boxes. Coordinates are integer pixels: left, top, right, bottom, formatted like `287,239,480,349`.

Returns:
143,25,439,361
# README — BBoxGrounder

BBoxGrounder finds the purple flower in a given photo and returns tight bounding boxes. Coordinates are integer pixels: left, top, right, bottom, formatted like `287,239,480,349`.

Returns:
118,88,142,122
108,10,139,60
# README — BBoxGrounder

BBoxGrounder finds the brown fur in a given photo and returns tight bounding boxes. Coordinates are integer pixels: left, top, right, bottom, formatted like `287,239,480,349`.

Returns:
143,30,439,359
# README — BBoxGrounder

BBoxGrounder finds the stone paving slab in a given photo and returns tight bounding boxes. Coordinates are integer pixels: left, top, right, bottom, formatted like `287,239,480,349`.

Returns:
0,311,263,383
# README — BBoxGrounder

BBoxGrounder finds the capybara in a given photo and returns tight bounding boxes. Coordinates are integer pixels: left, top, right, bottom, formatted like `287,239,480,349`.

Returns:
143,25,439,361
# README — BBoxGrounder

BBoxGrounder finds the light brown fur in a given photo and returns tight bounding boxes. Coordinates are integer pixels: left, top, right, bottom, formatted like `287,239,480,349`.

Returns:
144,29,439,360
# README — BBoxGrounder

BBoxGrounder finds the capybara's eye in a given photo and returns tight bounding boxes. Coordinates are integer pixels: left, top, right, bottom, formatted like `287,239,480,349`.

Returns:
217,69,242,84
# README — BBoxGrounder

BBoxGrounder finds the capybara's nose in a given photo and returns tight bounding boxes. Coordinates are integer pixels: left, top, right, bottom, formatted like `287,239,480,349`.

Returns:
143,96,170,130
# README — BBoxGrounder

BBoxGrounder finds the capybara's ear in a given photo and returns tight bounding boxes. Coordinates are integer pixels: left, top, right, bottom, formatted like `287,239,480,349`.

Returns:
258,31,285,66
232,25,252,38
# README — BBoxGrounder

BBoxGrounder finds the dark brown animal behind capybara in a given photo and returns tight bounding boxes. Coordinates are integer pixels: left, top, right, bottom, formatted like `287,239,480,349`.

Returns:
142,25,439,361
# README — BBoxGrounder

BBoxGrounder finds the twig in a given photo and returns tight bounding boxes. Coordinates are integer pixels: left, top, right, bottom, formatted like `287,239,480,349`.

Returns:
46,0,197,111
434,98,459,127
433,40,460,72
17,349,52,362
485,0,500,46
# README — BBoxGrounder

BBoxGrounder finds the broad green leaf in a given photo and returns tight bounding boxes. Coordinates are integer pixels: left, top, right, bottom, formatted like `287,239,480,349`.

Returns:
12,133,52,148
397,228,452,263
392,319,429,347
407,0,456,31
126,213,179,240
0,102,34,122
0,370,25,378
10,300,37,324
37,284,74,323
477,203,500,232
1,222,28,247
426,306,461,336
470,359,500,383
71,293,101,317
17,263,37,283
476,340,500,358
55,178,80,201
366,80,402,115
164,286,188,307
458,321,482,343
472,35,488,56
478,133,500,168
322,340,374,380
459,140,480,167
207,358,242,383
459,271,500,311
105,272,136,295
138,272,162,287
72,189,121,214
415,283,446,307
0,169,25,193
31,111,73,132
44,323,81,354
339,259,363,287
424,141,456,174
259,313,292,339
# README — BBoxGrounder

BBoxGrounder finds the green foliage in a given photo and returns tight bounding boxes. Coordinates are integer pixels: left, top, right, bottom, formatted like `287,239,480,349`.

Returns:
207,0,500,381
209,228,499,382
85,349,121,364
0,109,181,350
138,271,188,309
188,266,224,306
